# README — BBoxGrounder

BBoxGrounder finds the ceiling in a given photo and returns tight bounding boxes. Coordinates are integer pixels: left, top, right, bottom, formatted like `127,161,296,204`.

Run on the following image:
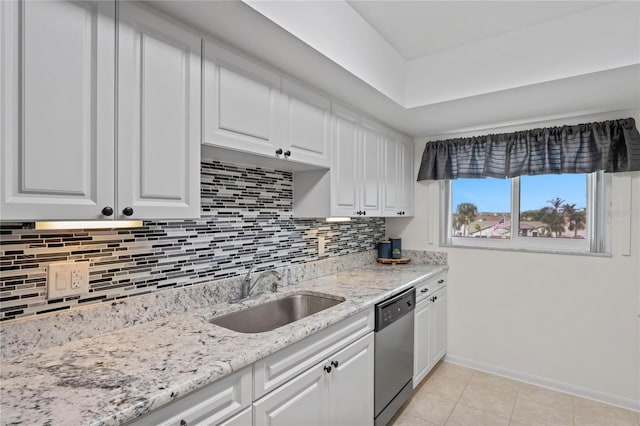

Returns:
346,1,609,60
147,1,640,137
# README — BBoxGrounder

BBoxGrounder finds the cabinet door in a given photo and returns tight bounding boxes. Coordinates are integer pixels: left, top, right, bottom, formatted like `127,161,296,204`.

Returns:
413,299,432,387
117,2,201,220
254,362,328,426
328,333,374,426
399,139,415,217
381,135,400,217
219,407,252,426
431,287,447,365
281,79,330,168
1,0,115,220
360,121,382,216
331,105,359,217
203,41,280,158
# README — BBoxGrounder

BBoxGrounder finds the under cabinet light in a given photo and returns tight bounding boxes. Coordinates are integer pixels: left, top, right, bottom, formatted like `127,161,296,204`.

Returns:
35,220,143,230
325,217,352,223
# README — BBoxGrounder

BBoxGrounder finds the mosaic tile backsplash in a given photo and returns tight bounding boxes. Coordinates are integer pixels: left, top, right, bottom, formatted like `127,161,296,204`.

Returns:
0,160,385,322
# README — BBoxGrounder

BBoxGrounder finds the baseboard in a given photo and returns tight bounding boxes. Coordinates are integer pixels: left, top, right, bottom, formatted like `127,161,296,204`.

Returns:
445,354,640,413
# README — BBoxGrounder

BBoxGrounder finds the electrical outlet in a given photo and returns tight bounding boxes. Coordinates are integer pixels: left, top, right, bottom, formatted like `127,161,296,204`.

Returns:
47,261,89,299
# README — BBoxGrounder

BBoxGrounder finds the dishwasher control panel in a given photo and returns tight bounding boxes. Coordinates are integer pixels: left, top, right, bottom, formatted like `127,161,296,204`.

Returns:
375,288,415,331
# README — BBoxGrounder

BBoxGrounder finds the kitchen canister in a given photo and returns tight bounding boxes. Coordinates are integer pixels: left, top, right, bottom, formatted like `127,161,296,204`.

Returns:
390,237,402,259
377,240,391,259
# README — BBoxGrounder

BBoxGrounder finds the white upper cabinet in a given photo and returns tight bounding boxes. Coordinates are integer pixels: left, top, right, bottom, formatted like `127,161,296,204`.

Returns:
281,79,331,168
359,120,382,216
203,40,280,157
398,137,415,217
1,0,115,220
1,1,201,221
117,2,201,220
203,41,331,169
330,104,360,217
382,134,414,217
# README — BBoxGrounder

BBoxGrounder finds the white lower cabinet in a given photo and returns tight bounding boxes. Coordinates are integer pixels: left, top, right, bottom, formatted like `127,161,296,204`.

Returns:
413,275,448,387
219,407,253,426
126,366,252,426
254,332,374,426
127,308,374,426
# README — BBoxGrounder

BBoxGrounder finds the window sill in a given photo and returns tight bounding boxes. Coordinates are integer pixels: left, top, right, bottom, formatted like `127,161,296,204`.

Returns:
440,243,612,258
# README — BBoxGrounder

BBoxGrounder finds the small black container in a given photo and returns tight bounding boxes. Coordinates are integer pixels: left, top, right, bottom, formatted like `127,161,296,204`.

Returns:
378,240,391,259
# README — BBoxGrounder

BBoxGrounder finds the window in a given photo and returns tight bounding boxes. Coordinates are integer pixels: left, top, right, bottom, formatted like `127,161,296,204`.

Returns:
443,172,610,253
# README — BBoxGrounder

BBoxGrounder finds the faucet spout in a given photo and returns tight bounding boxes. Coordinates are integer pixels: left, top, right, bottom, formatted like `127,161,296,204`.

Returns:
240,266,281,299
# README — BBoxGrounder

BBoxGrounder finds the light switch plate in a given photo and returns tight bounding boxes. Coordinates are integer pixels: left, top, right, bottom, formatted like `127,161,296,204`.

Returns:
47,261,89,299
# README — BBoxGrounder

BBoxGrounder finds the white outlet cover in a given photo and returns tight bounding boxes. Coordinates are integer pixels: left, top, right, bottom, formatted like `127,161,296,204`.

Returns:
47,261,89,299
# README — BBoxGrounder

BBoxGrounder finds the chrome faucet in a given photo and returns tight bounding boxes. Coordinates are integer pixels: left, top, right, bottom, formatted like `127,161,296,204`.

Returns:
240,265,282,299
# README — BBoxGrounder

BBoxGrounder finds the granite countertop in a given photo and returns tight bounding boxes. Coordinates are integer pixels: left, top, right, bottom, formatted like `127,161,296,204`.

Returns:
0,263,447,426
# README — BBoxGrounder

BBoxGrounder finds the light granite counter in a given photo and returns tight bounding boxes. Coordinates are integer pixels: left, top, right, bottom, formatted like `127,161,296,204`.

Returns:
0,262,447,426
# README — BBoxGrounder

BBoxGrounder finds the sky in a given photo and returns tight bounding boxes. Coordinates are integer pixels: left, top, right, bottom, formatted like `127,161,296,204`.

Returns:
452,174,587,213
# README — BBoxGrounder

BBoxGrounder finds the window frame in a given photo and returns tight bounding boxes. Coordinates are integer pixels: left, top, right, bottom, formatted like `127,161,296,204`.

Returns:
441,171,611,254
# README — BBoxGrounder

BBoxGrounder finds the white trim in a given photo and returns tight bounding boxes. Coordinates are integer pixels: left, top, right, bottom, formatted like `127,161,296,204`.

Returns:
445,354,640,413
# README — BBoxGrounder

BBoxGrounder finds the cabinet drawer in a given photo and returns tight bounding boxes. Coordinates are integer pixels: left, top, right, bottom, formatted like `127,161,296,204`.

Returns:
127,366,252,426
254,307,374,399
415,273,446,302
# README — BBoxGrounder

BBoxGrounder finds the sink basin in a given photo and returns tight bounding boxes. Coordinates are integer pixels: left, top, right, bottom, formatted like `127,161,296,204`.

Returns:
210,293,345,333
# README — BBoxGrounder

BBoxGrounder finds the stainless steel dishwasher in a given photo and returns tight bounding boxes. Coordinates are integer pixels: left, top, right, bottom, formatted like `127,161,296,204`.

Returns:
374,287,415,426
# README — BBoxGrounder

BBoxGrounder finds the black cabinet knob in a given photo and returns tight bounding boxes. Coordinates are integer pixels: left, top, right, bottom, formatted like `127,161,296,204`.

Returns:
101,206,113,216
407,300,412,307
431,296,436,302
180,420,187,426
421,288,429,293
324,365,332,373
438,279,444,284
122,207,134,216
331,360,339,368
276,148,283,155
284,150,291,157
363,211,366,216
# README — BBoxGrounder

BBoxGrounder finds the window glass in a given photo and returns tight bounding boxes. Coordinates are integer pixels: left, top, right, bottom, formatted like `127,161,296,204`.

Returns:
519,174,587,239
451,178,510,238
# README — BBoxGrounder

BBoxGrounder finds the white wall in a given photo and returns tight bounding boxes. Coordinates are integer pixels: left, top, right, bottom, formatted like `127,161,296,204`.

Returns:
387,110,640,410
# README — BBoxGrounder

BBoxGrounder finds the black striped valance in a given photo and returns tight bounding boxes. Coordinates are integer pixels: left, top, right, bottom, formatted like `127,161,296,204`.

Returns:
417,117,640,180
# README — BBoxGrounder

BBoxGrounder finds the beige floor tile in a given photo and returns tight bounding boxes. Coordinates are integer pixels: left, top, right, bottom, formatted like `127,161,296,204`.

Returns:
511,396,573,426
445,403,510,426
468,370,520,393
573,397,638,426
516,383,573,412
402,392,456,425
391,410,438,426
420,375,468,402
430,362,474,384
457,383,517,419
510,421,528,426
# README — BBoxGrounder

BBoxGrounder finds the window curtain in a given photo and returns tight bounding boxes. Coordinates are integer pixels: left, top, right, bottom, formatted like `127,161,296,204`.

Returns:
416,117,640,180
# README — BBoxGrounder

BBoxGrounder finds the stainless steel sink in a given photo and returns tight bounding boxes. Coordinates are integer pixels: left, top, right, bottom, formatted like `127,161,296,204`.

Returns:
210,293,345,333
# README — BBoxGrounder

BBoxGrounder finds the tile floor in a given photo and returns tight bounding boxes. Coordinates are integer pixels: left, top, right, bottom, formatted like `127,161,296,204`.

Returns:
391,361,640,426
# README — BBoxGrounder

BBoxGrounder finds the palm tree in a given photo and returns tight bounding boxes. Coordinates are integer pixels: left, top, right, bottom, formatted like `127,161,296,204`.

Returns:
454,203,478,236
569,210,586,238
541,198,565,237
474,223,482,237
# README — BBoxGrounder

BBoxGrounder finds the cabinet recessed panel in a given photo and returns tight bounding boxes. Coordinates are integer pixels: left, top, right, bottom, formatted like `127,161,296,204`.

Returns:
361,125,381,213
139,33,186,200
219,67,271,140
22,1,90,194
1,1,115,220
288,98,328,160
333,113,358,214
382,137,399,214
